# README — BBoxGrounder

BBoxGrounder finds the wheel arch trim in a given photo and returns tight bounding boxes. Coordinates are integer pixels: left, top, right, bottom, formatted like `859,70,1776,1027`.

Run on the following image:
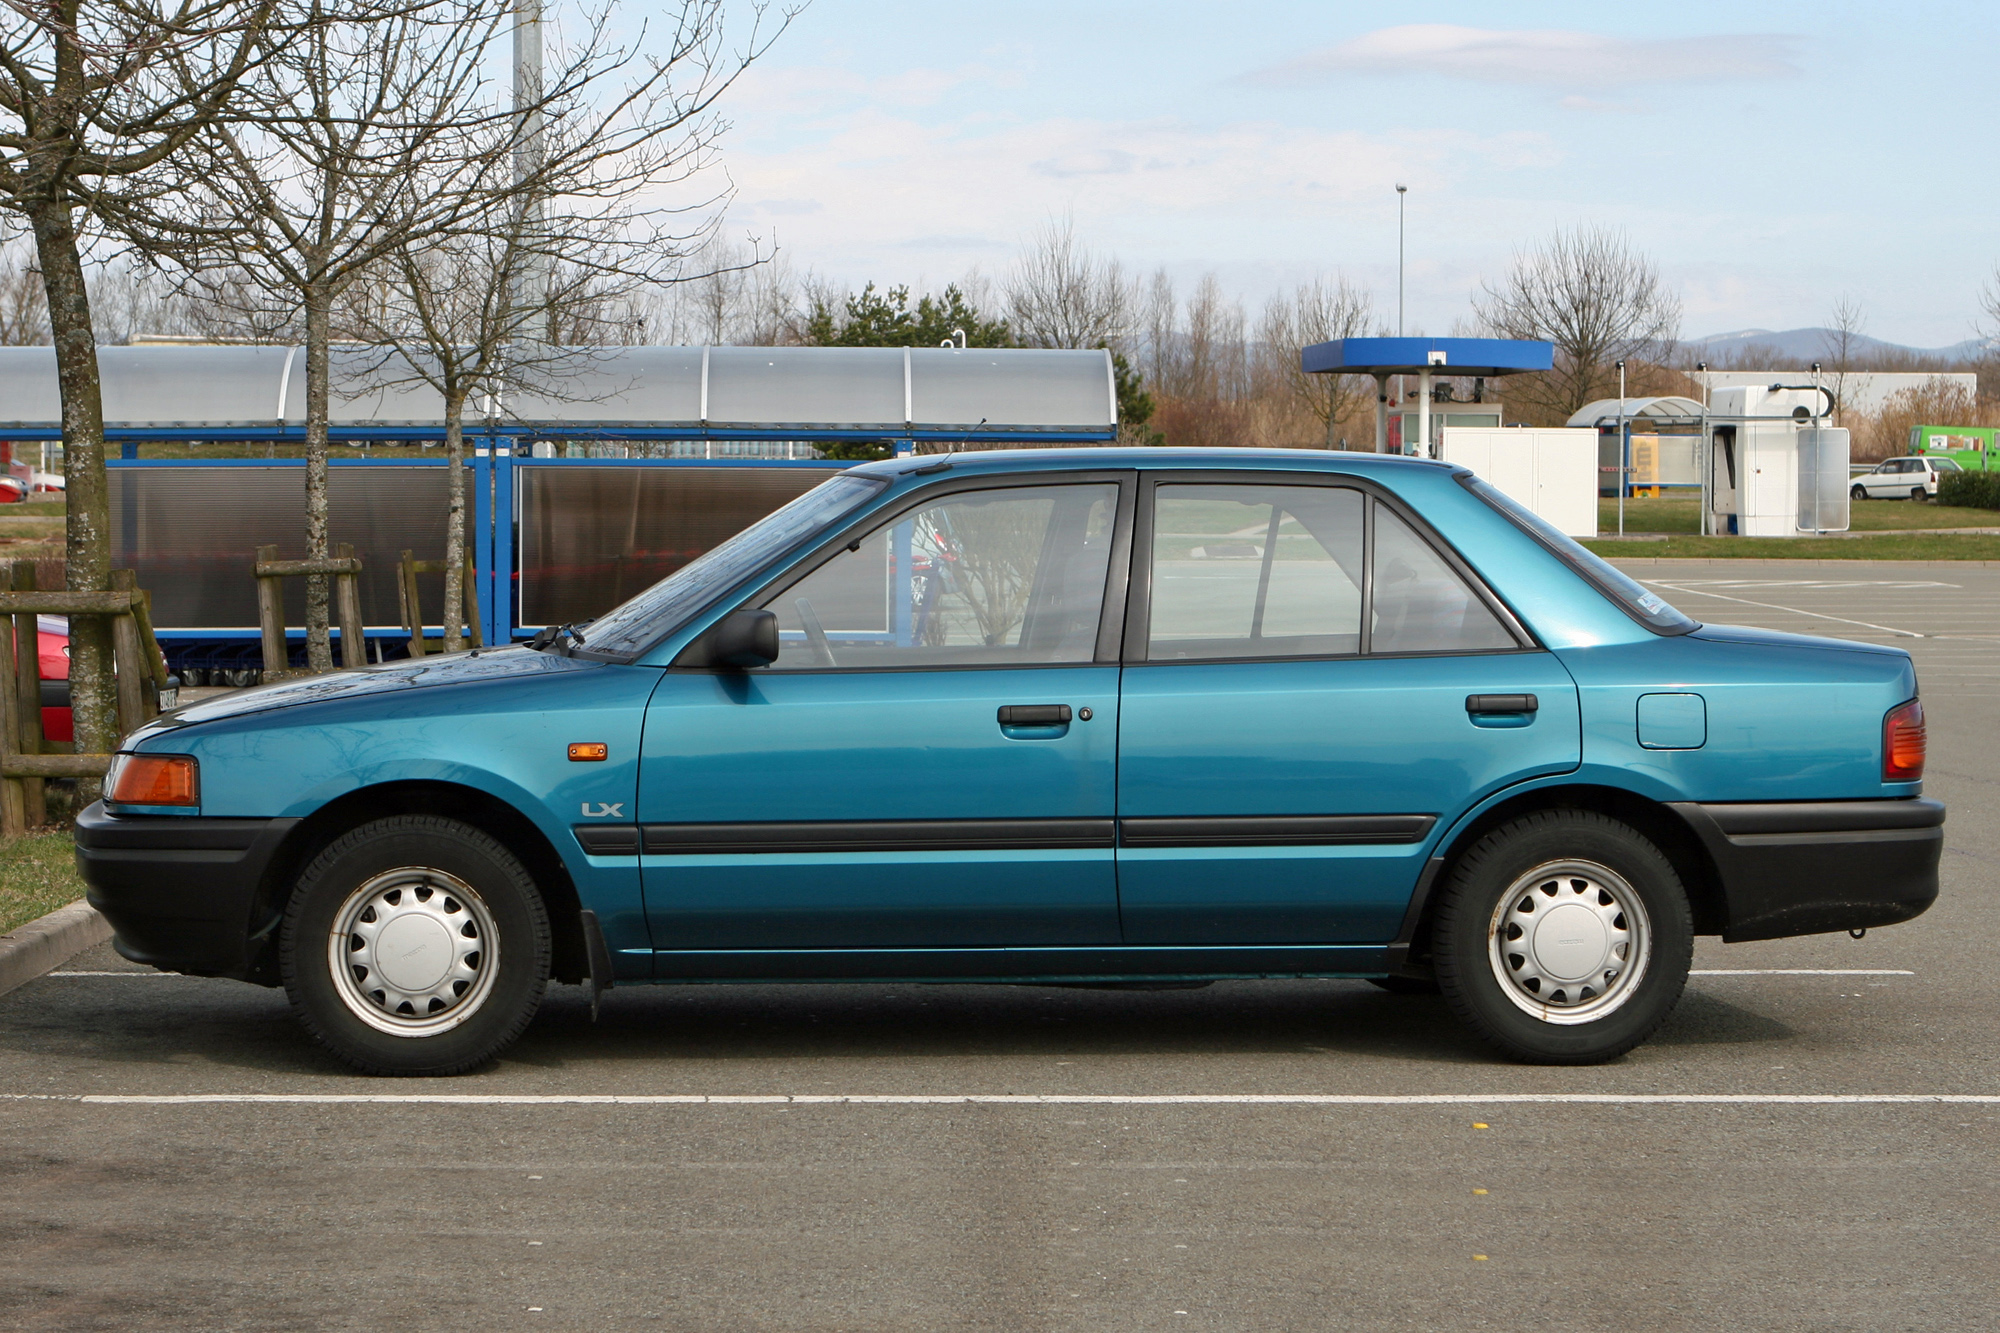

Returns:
248,779,590,987
1387,780,1726,975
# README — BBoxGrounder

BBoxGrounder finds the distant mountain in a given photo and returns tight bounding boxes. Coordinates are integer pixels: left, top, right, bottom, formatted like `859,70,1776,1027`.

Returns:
1682,327,1994,364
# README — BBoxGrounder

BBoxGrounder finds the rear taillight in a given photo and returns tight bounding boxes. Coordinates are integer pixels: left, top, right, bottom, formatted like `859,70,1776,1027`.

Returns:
106,753,200,806
1883,700,1925,782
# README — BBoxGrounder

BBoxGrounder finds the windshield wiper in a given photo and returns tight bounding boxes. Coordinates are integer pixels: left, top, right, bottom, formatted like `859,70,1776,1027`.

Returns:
527,622,588,655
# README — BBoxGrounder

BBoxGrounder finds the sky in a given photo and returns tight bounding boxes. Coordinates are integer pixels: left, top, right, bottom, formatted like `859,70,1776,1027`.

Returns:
690,0,1997,349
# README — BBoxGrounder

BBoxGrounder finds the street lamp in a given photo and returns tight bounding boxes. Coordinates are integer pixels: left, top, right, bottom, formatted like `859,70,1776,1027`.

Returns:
1395,184,1407,337
1616,359,1627,536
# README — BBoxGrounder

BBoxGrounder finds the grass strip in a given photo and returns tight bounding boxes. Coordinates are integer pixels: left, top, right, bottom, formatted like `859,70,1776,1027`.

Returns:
0,828,85,937
1585,533,2000,560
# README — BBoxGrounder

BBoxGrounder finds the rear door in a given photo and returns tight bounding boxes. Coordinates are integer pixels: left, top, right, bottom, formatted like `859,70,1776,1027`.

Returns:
1114,474,1581,945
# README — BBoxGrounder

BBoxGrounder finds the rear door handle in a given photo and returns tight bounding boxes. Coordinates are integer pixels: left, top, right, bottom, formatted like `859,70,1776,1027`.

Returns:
998,704,1071,726
1466,694,1537,714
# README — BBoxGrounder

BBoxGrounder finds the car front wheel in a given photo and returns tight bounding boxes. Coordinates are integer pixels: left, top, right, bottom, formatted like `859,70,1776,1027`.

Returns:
281,815,550,1076
1431,809,1692,1064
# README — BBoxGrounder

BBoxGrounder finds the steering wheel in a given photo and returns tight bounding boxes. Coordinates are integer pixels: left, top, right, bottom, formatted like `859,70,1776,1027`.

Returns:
795,597,836,667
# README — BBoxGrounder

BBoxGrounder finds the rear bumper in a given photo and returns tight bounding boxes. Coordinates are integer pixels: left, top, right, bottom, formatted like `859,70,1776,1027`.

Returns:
1671,798,1943,942
73,802,298,983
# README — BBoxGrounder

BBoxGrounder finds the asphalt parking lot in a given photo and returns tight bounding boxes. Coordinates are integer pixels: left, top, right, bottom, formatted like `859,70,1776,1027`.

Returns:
3,558,1997,1331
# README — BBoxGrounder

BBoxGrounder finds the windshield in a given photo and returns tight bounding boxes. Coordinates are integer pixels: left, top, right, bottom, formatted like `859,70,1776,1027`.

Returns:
1460,475,1698,635
578,473,888,659
1933,457,1963,472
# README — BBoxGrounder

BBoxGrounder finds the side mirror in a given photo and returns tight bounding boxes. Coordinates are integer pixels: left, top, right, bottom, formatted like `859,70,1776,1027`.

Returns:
707,608,778,669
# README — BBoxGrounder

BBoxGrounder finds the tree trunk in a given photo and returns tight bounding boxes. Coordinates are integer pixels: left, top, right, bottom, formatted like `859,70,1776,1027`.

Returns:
301,283,334,672
26,198,115,795
441,389,468,648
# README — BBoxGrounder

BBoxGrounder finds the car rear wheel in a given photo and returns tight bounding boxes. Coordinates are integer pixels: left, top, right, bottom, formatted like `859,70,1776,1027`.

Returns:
281,815,550,1076
1432,809,1691,1064
1911,487,1928,501
1850,484,1867,501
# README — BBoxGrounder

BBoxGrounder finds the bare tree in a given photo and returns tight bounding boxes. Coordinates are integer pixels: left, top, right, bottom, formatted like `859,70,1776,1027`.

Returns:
1,0,278,769
339,0,794,646
1005,215,1131,350
1474,225,1681,423
1820,294,1866,423
173,0,524,670
1257,277,1373,448
0,227,46,342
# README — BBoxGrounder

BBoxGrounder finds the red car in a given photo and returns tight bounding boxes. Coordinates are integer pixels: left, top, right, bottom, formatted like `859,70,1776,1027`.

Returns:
33,614,72,741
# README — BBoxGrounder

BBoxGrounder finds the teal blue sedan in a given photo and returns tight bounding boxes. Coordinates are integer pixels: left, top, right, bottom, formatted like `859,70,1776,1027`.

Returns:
76,450,1942,1074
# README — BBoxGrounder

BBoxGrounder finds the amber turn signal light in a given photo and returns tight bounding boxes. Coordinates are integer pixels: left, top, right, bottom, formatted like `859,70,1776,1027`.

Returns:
107,754,200,806
1882,699,1925,782
567,742,608,762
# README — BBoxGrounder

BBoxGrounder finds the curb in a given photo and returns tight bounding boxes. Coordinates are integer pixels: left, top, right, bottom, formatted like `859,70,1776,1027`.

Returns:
0,900,112,1000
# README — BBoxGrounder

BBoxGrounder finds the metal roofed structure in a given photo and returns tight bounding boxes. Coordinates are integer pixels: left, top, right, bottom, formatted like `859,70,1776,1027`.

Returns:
0,344,1119,445
1566,396,1706,428
1301,336,1555,455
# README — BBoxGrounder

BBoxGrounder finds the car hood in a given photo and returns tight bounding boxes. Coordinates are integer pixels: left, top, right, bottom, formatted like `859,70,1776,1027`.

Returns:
155,647,603,729
1689,622,1911,658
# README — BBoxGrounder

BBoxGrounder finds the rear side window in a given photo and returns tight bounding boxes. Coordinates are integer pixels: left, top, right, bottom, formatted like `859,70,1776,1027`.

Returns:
1460,474,1696,635
1145,482,1521,661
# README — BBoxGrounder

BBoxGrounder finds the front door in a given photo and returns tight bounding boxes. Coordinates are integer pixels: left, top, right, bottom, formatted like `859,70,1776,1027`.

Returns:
1115,476,1581,944
638,475,1131,959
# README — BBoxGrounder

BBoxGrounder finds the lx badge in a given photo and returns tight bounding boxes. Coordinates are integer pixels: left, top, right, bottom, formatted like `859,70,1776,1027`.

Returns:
580,802,625,818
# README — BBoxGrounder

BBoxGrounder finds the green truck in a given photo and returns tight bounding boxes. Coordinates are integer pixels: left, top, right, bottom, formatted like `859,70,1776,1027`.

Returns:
1911,424,1996,470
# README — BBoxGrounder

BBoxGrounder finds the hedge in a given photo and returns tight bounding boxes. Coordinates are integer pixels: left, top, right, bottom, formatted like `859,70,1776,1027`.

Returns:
1937,469,2000,510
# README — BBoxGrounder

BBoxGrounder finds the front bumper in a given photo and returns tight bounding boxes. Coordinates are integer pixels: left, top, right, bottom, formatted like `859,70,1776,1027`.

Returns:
73,802,299,983
1671,798,1944,942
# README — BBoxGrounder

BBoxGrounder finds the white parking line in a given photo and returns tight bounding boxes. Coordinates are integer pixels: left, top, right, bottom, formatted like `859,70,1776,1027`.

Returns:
1689,969,1913,976
4,1093,1996,1106
47,969,1914,979
1645,582,1926,638
48,971,179,978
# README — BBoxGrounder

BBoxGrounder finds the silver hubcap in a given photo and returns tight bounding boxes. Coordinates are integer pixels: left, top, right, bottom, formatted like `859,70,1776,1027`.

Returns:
1487,859,1650,1024
327,867,498,1037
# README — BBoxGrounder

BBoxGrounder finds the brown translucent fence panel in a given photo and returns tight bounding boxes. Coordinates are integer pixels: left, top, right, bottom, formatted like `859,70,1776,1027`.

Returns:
517,465,841,629
110,465,450,631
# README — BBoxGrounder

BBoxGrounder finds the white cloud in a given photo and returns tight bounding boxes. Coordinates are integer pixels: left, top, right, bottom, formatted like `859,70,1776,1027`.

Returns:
1252,25,1803,90
717,102,1556,283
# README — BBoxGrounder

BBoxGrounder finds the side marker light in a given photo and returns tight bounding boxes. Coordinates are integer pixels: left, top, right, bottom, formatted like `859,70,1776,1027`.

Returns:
568,742,608,762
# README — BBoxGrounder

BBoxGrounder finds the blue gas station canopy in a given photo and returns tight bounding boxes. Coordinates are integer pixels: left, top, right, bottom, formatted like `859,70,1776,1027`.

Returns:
1301,337,1553,377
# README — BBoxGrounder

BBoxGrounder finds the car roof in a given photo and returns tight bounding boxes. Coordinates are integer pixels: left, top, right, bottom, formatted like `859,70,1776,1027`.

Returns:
847,447,1466,482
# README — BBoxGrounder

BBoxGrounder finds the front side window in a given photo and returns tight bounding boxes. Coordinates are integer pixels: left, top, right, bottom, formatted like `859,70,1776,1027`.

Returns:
764,483,1117,670
1145,482,1519,661
580,473,886,659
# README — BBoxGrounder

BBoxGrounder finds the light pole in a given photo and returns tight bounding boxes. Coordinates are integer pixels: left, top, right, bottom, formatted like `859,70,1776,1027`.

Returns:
1616,359,1627,537
1395,184,1407,336
1396,183,1407,453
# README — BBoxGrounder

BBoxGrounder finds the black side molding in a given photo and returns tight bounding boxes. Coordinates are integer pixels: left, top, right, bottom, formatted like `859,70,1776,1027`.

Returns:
1120,814,1436,848
644,818,1117,856
574,825,641,856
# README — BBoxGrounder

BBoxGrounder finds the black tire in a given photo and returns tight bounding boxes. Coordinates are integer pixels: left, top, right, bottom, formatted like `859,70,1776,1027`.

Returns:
1911,487,1928,502
281,815,550,1076
1367,975,1442,996
1849,484,1866,501
1431,809,1691,1065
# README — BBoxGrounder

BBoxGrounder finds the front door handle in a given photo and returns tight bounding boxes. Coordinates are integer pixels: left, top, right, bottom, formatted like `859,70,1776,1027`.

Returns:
998,704,1071,726
1466,694,1538,714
